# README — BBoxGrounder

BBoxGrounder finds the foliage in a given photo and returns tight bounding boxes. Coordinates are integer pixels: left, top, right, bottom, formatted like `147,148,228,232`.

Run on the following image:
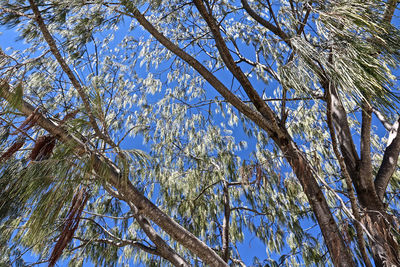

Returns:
0,0,399,266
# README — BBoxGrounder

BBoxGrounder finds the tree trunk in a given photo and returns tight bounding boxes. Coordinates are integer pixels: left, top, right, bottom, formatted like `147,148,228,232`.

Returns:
360,197,400,266
280,140,356,267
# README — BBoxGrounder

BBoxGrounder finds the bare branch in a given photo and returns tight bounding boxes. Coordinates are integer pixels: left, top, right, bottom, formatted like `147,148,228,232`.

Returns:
359,101,374,196
221,182,230,263
375,117,400,200
74,236,160,256
296,4,311,36
240,0,291,46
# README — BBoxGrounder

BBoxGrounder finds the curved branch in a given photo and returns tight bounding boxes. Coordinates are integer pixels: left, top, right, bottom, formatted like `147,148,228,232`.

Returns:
74,236,160,256
240,0,291,46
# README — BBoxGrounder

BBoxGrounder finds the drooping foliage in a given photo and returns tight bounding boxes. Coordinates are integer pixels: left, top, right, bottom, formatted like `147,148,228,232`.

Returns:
0,0,400,266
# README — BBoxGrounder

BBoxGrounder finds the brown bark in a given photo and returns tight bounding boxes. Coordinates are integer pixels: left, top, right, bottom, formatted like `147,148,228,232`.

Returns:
281,140,355,267
367,2,400,261
375,118,400,200
365,212,400,267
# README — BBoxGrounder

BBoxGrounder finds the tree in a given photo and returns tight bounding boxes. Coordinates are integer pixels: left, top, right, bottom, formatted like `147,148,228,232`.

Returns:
0,0,400,266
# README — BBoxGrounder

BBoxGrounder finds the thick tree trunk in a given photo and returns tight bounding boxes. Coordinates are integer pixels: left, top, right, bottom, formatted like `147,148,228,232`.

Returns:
358,195,400,267
365,212,399,267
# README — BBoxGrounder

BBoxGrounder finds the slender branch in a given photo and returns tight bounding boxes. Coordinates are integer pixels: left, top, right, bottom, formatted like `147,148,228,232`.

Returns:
221,181,230,263
74,236,160,256
296,4,311,36
193,180,221,203
28,0,114,148
231,206,269,216
193,0,281,132
240,0,291,46
265,0,280,31
82,210,135,220
373,107,394,131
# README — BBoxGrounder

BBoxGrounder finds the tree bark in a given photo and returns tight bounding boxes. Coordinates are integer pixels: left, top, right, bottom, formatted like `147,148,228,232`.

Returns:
368,213,400,267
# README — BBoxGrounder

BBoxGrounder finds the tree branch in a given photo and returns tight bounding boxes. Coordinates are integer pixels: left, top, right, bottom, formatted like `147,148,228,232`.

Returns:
111,3,275,136
359,100,376,199
193,0,280,127
241,0,291,46
371,0,400,200
28,0,114,148
74,236,160,256
221,181,230,263
100,185,191,267
321,80,360,179
375,117,400,200
373,107,394,131
128,203,191,267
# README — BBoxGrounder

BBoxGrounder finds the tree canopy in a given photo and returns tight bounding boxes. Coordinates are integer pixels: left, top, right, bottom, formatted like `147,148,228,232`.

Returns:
1,0,400,266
